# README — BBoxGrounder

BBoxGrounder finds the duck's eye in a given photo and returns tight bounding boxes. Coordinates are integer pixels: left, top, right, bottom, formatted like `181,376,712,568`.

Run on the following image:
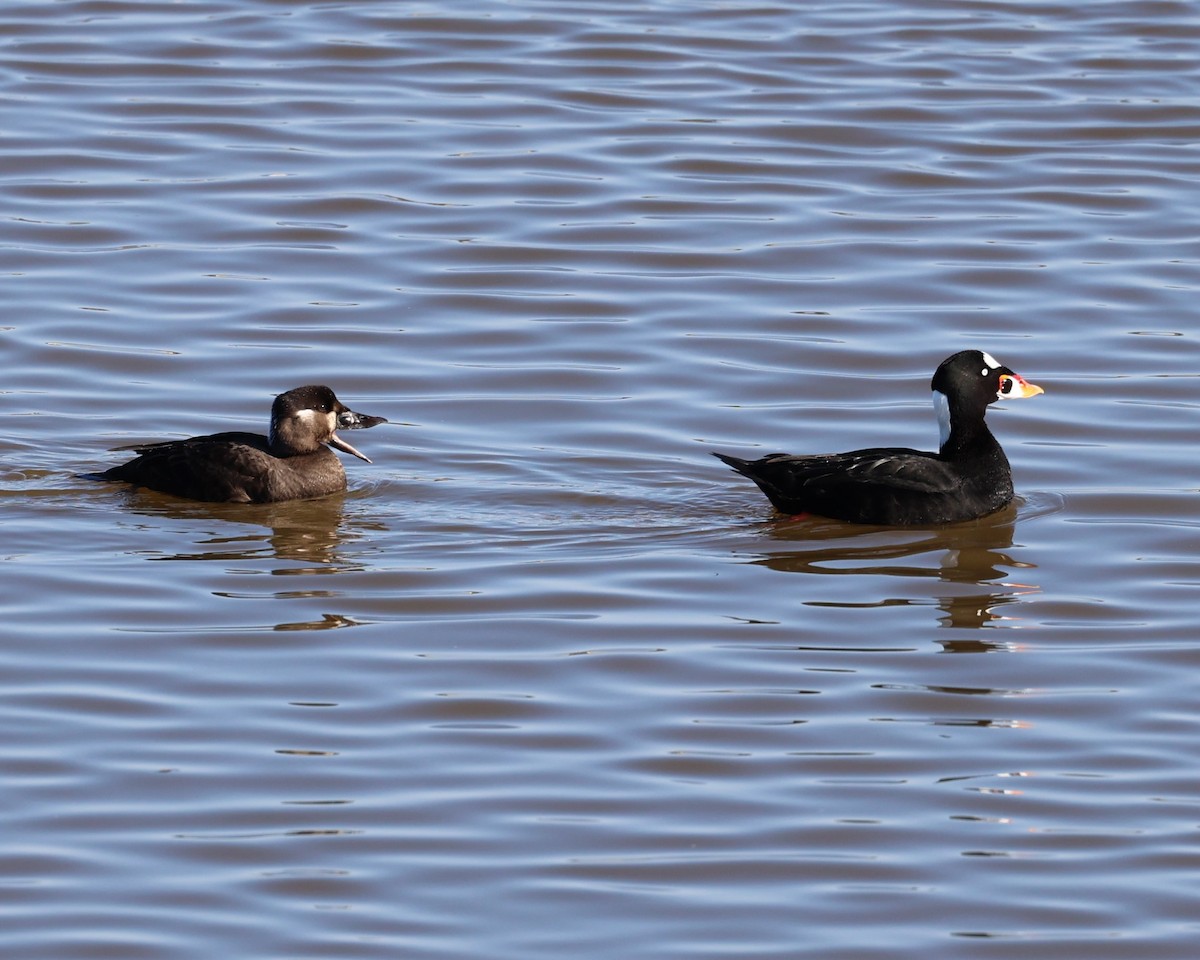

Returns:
998,375,1014,395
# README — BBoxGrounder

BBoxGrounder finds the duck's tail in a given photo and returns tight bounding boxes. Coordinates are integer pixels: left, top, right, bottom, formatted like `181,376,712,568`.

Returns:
711,451,753,476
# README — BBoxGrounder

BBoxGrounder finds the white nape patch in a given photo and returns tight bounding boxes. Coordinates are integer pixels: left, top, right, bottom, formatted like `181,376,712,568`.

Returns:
981,351,1001,370
932,389,952,449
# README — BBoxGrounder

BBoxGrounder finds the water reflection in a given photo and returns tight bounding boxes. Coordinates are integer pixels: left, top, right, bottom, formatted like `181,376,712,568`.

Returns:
110,490,379,570
751,504,1039,637
98,491,389,633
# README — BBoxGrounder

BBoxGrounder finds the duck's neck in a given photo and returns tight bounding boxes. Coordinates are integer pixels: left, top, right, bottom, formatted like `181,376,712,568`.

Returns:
932,390,999,460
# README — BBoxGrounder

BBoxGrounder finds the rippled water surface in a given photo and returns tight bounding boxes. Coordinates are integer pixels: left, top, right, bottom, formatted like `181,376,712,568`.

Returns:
3,1,1199,957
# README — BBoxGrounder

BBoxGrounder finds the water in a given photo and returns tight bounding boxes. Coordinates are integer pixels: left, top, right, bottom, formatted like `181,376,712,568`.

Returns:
3,1,1199,957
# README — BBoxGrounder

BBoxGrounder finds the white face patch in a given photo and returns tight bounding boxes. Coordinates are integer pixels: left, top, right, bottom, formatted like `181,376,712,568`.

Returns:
980,351,1001,372
296,407,338,431
273,407,328,447
932,389,952,449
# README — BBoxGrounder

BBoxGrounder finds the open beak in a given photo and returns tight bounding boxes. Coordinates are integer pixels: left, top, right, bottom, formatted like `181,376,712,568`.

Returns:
329,407,387,463
1000,373,1044,399
328,431,372,463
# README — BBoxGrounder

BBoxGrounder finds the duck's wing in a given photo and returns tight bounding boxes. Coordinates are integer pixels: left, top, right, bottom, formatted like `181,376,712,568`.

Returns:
100,434,272,502
714,447,960,520
785,448,959,494
110,431,265,456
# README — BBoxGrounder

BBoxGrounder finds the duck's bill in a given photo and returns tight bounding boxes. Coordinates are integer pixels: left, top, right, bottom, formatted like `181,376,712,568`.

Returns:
328,432,373,463
337,409,388,430
999,374,1044,399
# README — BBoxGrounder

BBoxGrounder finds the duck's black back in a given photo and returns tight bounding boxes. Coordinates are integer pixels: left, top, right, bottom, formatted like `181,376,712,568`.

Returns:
714,439,1012,525
99,432,277,503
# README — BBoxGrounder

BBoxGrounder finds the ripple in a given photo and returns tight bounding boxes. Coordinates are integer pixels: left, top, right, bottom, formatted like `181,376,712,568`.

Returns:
3,1,1199,958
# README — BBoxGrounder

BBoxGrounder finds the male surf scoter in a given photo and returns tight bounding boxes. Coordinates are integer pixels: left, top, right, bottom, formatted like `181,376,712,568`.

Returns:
92,385,386,503
713,350,1043,525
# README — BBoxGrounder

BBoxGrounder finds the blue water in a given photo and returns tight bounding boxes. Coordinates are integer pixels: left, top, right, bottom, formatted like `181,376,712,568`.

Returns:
2,2,1199,958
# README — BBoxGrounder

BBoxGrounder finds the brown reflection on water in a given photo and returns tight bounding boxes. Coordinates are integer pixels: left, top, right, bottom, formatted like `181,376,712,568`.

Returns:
751,504,1040,637
111,490,375,569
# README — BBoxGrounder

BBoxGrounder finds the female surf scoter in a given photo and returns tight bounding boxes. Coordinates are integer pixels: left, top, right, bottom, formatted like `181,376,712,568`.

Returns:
713,350,1043,525
92,385,386,503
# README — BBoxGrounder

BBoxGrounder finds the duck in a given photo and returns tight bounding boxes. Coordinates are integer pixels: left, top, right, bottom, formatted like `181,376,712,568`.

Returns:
713,350,1043,525
91,384,386,503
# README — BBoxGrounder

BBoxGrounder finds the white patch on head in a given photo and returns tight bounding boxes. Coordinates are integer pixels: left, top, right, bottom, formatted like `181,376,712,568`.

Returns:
980,351,1001,371
299,407,337,431
273,407,328,448
932,389,952,449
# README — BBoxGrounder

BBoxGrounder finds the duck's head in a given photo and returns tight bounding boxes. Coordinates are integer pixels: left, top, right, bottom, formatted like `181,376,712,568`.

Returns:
268,385,387,461
931,350,1043,448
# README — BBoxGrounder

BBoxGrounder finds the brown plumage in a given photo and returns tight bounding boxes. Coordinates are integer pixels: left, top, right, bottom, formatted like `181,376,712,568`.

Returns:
92,385,386,503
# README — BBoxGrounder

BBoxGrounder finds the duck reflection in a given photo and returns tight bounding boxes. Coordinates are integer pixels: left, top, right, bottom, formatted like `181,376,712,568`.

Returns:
106,490,390,632
751,502,1038,639
110,488,382,571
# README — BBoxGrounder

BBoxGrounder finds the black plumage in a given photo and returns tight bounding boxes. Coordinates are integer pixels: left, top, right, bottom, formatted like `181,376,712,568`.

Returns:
714,350,1043,525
